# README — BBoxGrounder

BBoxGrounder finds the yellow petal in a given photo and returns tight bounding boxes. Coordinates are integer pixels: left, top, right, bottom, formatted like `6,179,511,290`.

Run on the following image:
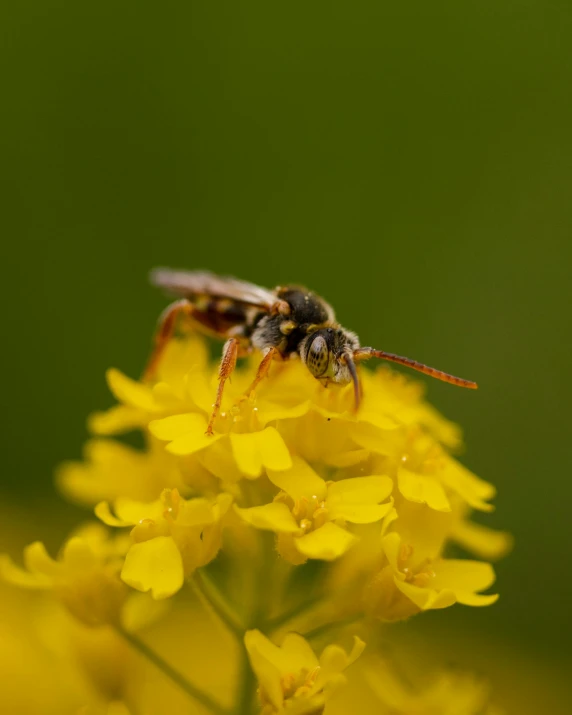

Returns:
276,533,308,565
115,498,164,525
349,422,400,453
327,475,393,505
183,367,216,413
455,591,499,606
278,411,356,463
390,499,451,562
95,501,133,527
149,414,222,455
229,432,264,477
256,427,292,471
230,427,292,478
267,456,326,501
152,380,183,407
294,523,357,560
121,592,170,632
398,468,451,512
244,630,284,710
121,536,184,599
382,532,402,573
439,459,495,512
329,501,394,524
176,497,217,527
394,579,457,610
281,632,319,672
235,503,301,533
88,405,147,435
198,439,244,482
62,538,96,571
381,504,399,537
159,335,210,381
170,431,222,455
214,492,234,516
96,498,164,528
24,542,60,577
316,636,365,689
357,409,400,431
256,399,311,425
0,554,52,589
149,413,205,441
431,559,496,593
106,368,159,412
451,519,513,561
325,449,370,468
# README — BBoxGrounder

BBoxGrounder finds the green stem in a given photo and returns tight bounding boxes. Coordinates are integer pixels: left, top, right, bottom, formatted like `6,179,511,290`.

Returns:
237,646,256,715
301,614,363,642
193,569,245,638
236,531,274,713
264,594,324,633
116,625,229,715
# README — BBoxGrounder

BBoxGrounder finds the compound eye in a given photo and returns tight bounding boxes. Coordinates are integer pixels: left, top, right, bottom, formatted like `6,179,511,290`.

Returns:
306,335,330,377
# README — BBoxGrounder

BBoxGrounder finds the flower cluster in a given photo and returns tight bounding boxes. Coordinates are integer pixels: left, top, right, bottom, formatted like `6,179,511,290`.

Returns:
1,334,510,713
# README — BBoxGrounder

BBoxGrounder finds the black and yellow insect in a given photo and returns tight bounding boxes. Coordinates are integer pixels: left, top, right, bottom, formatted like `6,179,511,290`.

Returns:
147,269,477,435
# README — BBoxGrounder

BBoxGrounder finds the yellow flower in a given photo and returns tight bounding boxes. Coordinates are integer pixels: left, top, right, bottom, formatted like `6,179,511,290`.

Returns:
364,663,498,715
327,651,501,715
96,488,232,599
88,336,211,436
84,335,505,614
3,332,510,713
0,523,128,626
57,438,193,507
236,456,393,563
449,503,513,561
244,629,364,714
363,526,498,621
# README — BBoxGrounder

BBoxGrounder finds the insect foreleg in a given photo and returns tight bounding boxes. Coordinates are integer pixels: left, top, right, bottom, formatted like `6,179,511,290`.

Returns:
242,346,280,400
144,299,194,380
206,337,241,436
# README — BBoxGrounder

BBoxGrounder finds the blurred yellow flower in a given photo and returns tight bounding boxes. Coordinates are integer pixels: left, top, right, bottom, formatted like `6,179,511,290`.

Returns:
57,438,190,506
327,649,503,715
365,665,498,715
0,523,128,627
245,629,364,714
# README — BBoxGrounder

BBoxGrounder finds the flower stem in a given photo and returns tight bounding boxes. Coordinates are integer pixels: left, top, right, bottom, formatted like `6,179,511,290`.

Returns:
302,614,362,642
264,593,324,633
193,569,245,639
237,646,256,715
237,531,274,713
116,625,229,715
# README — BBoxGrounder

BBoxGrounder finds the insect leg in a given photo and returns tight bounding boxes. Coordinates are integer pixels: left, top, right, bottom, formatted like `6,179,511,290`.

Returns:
353,348,478,389
241,346,280,399
206,337,241,436
144,299,194,380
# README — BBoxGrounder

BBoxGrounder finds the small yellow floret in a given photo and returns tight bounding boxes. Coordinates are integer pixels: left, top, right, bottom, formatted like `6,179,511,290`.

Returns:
245,629,364,714
96,488,232,599
236,456,393,563
0,524,128,626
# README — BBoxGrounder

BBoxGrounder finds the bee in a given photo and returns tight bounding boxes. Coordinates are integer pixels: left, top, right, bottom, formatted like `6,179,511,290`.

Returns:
147,269,477,435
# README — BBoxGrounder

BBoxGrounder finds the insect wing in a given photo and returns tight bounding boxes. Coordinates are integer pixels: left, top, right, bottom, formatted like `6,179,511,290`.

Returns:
150,268,277,310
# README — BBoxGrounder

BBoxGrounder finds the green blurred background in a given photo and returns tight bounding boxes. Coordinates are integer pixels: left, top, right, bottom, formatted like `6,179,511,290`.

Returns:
1,0,571,696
